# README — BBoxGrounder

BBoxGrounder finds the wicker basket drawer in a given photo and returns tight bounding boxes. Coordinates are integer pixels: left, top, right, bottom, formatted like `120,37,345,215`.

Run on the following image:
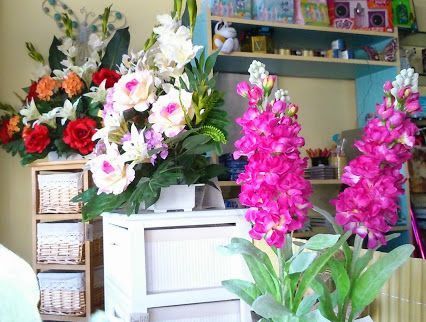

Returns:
38,172,83,214
38,272,86,316
37,223,85,264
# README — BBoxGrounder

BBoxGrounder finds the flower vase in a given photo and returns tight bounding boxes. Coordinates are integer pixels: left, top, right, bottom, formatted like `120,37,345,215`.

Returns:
147,184,205,213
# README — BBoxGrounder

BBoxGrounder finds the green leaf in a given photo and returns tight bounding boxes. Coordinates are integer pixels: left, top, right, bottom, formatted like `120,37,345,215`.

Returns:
48,36,66,71
296,293,319,317
205,51,220,75
300,310,331,322
351,244,414,315
222,279,261,306
220,238,280,297
0,102,17,115
71,188,97,203
21,150,49,165
101,27,130,70
199,164,226,181
293,232,350,307
251,294,291,319
289,252,317,274
305,234,340,251
198,49,206,72
353,250,373,278
200,125,227,143
82,189,131,221
181,134,211,151
328,258,350,307
311,278,337,322
2,139,24,157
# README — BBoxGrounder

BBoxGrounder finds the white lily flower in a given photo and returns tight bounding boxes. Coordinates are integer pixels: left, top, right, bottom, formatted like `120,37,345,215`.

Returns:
58,38,77,58
153,14,179,35
19,99,40,125
34,108,61,128
56,99,78,125
122,124,149,165
84,80,108,104
88,33,104,52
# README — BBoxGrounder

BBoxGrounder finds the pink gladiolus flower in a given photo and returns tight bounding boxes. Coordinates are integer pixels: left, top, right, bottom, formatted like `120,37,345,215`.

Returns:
333,72,421,248
235,70,312,248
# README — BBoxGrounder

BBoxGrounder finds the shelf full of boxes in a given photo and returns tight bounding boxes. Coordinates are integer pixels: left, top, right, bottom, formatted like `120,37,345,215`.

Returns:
31,160,103,322
195,0,412,249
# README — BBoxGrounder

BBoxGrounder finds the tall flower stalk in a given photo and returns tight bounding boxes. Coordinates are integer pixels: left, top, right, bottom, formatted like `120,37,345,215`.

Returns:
313,69,419,322
333,69,420,248
222,61,350,321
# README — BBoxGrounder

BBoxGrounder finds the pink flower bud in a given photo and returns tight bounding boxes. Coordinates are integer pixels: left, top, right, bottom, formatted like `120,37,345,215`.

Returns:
285,103,298,117
236,81,250,97
272,100,286,114
262,75,276,94
383,81,393,93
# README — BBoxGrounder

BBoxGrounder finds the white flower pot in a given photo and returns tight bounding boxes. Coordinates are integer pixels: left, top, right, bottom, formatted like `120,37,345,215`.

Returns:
148,184,204,212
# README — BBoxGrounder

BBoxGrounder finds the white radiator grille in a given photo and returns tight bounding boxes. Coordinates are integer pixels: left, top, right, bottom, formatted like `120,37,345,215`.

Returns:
145,225,241,293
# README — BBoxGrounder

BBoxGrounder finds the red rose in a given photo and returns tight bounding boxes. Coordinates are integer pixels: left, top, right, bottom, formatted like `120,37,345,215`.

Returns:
0,120,11,144
23,124,51,153
26,82,38,101
92,68,121,88
63,117,97,155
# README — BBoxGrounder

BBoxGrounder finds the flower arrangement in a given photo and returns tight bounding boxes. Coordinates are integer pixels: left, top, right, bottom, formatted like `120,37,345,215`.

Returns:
0,6,129,164
222,64,418,322
74,0,230,219
221,61,350,321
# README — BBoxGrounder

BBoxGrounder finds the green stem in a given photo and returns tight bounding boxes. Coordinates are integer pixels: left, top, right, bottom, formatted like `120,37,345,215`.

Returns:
340,235,363,322
277,247,286,306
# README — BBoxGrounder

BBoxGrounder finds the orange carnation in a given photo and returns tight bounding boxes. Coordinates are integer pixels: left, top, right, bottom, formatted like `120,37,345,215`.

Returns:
36,76,58,101
7,116,20,136
61,72,84,98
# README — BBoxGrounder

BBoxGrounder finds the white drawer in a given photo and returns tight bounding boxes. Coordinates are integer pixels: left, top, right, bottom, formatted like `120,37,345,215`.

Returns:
145,224,241,293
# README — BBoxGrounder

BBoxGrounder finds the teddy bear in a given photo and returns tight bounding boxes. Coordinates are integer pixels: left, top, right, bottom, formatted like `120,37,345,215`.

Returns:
212,21,240,54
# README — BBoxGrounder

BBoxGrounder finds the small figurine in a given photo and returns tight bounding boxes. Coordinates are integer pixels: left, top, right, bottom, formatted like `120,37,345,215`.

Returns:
212,21,240,54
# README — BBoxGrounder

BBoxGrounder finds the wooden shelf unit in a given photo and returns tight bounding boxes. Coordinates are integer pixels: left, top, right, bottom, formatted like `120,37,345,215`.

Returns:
210,15,398,38
31,160,103,322
204,12,399,80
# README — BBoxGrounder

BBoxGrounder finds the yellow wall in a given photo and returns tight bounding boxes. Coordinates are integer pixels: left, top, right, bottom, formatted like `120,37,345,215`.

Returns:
0,0,356,263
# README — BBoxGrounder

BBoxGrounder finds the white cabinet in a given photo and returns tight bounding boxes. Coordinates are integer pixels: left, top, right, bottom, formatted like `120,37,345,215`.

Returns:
103,209,252,322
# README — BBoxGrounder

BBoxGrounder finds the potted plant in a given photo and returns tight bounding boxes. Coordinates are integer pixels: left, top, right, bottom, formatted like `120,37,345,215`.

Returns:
220,61,352,321
311,68,420,322
221,63,419,322
0,5,130,164
73,0,230,219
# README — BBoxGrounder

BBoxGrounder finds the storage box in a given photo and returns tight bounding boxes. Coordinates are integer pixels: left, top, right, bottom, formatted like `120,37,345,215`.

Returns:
298,0,330,26
327,0,394,32
37,223,85,264
210,0,252,19
252,0,295,23
37,171,83,214
38,272,86,316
